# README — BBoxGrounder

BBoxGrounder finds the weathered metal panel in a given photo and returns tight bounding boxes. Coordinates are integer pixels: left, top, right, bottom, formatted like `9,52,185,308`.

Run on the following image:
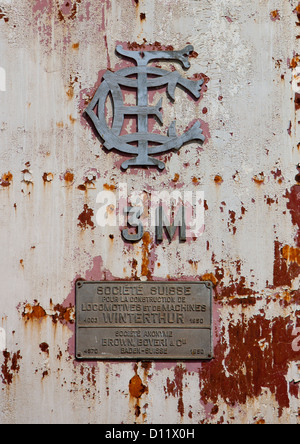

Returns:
0,0,299,424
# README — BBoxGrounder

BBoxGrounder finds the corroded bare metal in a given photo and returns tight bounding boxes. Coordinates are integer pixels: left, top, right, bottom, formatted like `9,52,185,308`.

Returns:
85,45,205,170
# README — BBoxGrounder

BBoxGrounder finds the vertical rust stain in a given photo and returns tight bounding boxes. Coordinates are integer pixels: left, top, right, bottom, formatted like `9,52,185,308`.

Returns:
66,75,79,100
1,351,22,385
295,93,300,111
214,175,223,185
129,365,149,419
273,241,300,288
141,232,152,279
285,184,300,247
164,365,186,418
131,258,139,280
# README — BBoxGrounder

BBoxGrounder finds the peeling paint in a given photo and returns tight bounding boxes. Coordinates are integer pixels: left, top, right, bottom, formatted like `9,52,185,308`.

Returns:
21,301,74,325
1,351,22,385
0,0,299,425
164,365,186,417
199,315,300,416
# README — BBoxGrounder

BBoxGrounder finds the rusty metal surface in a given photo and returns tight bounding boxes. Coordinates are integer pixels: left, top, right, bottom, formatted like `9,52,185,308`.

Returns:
0,0,299,424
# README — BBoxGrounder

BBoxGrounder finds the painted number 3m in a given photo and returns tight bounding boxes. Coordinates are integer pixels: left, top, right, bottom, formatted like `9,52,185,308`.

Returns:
292,328,300,352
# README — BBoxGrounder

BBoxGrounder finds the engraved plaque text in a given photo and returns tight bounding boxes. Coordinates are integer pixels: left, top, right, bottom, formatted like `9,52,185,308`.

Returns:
76,281,213,360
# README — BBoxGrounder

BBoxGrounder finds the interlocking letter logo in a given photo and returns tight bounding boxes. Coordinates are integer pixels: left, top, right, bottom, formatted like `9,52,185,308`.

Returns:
85,45,205,171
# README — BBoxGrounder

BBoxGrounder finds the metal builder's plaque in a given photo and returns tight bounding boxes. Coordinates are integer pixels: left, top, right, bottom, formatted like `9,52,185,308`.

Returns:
76,282,213,360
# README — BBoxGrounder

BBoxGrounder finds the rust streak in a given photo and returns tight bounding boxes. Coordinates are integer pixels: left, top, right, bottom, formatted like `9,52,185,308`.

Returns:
1,351,22,385
141,232,152,279
164,365,186,418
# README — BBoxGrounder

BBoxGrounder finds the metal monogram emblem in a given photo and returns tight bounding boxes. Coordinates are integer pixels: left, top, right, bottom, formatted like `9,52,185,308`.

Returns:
85,45,205,170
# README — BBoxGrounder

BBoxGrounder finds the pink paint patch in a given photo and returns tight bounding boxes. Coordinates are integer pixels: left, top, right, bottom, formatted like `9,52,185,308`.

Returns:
199,119,211,144
85,256,115,282
33,0,52,14
184,119,211,145
60,1,73,16
187,73,210,102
